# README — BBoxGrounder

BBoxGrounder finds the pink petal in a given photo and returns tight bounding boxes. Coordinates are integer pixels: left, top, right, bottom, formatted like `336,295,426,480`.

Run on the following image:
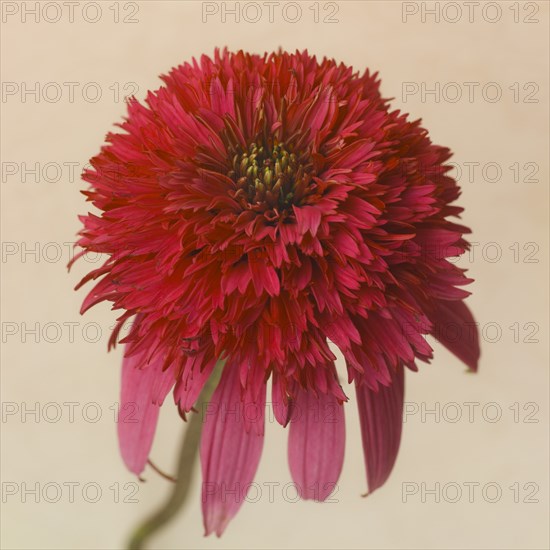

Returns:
428,299,480,371
201,362,265,536
118,349,175,475
288,387,345,501
355,363,404,494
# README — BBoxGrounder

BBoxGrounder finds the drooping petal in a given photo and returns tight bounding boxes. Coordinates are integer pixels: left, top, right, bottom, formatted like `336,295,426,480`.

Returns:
428,299,480,371
200,362,265,536
355,363,404,494
288,387,345,501
118,349,175,475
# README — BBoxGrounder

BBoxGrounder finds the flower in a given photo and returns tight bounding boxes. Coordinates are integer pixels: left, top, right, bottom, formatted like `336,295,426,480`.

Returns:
73,48,480,536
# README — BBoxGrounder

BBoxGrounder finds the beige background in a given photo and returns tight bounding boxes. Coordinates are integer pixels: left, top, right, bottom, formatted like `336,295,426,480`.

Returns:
1,1,549,549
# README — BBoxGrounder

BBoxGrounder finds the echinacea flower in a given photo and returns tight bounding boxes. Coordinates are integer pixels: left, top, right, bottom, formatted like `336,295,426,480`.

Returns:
73,48,480,536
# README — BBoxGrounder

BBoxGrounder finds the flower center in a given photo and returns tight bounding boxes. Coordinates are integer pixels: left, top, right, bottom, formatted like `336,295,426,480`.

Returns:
229,141,310,210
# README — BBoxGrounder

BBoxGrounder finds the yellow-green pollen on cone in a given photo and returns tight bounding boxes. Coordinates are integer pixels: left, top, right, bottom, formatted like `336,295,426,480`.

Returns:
229,141,306,209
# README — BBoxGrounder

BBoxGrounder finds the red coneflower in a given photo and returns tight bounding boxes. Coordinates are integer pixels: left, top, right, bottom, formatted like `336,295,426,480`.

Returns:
73,48,480,536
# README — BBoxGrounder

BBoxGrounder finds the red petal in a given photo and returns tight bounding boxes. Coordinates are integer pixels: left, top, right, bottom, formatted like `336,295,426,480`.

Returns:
355,364,404,494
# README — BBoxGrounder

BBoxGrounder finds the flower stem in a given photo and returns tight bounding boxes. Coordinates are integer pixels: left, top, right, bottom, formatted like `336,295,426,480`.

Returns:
126,361,224,550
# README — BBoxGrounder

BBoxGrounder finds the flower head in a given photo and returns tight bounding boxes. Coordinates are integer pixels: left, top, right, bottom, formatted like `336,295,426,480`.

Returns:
74,48,480,536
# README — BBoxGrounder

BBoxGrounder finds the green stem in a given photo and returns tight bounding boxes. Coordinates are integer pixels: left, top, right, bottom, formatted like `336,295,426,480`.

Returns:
126,360,224,550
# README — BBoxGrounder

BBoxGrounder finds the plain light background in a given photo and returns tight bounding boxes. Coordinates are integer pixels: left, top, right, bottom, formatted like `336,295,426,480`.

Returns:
1,1,549,549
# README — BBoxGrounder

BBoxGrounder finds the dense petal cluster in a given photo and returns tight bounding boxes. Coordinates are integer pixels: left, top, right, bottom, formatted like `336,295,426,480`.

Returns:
74,49,480,535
